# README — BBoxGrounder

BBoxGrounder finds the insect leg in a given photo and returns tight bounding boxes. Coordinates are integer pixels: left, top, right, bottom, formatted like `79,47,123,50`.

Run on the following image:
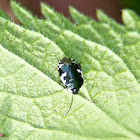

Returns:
65,92,73,115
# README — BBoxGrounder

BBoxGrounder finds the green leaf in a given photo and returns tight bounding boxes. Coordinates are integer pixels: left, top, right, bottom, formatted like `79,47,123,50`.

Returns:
55,30,140,136
72,9,140,83
0,9,11,21
0,16,64,81
10,0,61,40
9,0,90,100
96,9,126,34
74,22,140,83
122,9,140,32
41,3,74,30
69,6,93,25
10,1,140,83
1,45,139,139
40,3,140,84
0,0,140,139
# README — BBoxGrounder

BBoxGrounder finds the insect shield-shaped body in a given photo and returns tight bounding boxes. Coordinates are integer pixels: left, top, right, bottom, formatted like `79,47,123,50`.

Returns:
58,57,83,114
58,57,83,94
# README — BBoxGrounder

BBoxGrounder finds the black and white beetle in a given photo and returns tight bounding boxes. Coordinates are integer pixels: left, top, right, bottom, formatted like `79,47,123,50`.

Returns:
58,57,83,114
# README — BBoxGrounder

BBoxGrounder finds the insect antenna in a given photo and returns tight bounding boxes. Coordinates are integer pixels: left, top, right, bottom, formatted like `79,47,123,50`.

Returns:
65,93,73,115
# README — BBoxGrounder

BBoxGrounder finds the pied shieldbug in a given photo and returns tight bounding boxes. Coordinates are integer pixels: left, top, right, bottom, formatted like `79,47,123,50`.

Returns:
58,57,83,114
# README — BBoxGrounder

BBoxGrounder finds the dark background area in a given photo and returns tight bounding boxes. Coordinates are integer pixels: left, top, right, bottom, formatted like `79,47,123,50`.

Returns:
0,0,130,24
0,0,140,24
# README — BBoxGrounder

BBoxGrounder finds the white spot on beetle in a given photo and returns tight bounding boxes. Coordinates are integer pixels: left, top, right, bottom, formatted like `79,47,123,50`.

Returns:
60,72,67,85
